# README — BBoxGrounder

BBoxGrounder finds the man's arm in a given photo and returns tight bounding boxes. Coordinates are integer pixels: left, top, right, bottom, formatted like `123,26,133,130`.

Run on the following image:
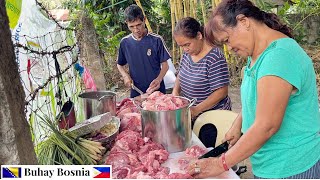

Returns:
117,64,132,87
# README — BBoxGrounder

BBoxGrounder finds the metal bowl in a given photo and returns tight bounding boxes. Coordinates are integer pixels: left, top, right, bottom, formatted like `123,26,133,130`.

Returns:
93,116,120,149
68,112,112,136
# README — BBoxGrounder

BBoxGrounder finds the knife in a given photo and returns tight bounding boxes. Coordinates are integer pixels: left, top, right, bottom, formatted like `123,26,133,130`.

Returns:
198,141,229,159
131,83,144,95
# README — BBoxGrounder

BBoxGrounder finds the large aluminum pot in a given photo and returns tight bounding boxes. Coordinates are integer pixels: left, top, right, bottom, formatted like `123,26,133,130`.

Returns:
139,97,196,153
79,91,116,120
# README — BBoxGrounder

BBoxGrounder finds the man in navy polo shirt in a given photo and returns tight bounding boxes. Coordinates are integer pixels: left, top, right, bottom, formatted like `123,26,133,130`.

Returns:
117,4,171,98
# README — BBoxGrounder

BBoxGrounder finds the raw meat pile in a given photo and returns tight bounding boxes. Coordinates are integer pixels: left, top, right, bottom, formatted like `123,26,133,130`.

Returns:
178,145,208,171
116,98,140,119
142,91,188,111
104,97,193,179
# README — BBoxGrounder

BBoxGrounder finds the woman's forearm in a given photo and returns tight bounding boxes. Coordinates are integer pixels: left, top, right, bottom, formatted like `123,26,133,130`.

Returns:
225,118,279,169
196,86,228,112
172,76,181,96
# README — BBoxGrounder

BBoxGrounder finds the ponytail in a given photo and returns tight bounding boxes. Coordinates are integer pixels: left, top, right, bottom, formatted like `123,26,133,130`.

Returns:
262,11,293,38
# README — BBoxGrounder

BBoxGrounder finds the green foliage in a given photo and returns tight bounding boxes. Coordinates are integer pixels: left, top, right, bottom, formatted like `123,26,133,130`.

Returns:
256,0,320,45
89,11,126,56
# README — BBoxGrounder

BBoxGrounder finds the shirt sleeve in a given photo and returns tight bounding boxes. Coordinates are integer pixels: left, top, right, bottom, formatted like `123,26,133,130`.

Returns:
208,48,230,91
257,48,302,92
157,36,171,63
117,40,127,66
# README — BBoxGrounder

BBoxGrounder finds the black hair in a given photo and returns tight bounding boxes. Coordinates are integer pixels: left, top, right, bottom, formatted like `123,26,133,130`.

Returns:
174,17,204,39
205,0,293,44
124,4,144,22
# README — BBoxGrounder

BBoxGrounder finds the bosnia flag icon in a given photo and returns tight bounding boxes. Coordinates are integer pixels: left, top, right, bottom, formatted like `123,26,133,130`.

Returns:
1,167,21,178
93,166,111,178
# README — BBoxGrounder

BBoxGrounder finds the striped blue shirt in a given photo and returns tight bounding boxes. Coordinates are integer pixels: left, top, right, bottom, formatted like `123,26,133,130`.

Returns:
178,47,231,110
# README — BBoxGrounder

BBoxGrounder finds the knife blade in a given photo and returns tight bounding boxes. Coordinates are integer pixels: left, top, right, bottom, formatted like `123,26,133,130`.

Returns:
131,83,144,95
198,141,229,159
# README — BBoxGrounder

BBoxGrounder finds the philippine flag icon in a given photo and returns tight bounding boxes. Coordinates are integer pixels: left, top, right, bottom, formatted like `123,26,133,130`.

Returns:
1,167,21,178
93,166,111,178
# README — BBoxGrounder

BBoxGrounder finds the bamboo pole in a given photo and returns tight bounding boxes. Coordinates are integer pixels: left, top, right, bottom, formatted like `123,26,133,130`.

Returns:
200,0,207,24
212,0,215,9
170,0,177,64
191,0,197,18
178,0,183,20
174,0,179,23
134,0,152,32
183,0,187,17
185,0,190,17
214,0,220,7
174,0,179,21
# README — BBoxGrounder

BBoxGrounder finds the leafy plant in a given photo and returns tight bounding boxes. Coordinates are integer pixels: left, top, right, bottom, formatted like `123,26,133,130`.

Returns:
256,0,320,45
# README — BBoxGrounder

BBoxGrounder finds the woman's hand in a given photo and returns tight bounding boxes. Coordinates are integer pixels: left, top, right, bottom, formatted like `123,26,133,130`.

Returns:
186,157,225,178
224,125,242,147
190,106,201,119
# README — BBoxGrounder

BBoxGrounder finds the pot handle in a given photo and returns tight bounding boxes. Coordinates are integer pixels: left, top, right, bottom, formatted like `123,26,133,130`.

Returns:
188,98,197,108
98,95,108,101
96,95,108,112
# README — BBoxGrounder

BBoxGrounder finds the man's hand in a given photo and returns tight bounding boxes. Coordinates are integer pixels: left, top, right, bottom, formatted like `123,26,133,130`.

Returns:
146,79,160,94
123,76,132,88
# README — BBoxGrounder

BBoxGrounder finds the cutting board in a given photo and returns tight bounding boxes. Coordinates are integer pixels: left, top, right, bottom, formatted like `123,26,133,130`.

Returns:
162,147,239,179
162,150,188,174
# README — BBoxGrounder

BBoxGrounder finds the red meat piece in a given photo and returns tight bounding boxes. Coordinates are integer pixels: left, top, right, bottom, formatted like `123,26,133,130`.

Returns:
185,145,207,157
120,112,142,132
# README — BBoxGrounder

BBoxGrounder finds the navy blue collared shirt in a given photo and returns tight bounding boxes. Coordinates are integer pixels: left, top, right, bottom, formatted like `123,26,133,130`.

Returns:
117,33,171,97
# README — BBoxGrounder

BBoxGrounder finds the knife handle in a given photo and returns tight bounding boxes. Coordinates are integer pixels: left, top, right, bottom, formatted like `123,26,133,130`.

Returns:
198,141,229,159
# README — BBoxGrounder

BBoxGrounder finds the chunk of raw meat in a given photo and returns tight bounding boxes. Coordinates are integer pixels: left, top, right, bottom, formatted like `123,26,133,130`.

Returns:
120,112,142,132
185,145,207,157
116,98,139,118
113,130,144,152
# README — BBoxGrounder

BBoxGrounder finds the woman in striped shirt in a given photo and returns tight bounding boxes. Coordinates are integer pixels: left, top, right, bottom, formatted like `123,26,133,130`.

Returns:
172,17,232,147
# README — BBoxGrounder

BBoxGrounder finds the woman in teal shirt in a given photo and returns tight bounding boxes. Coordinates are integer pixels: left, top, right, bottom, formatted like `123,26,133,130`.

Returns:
186,0,320,178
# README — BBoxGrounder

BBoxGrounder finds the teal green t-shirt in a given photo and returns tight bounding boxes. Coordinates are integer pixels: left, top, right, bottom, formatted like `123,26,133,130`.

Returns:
241,38,320,178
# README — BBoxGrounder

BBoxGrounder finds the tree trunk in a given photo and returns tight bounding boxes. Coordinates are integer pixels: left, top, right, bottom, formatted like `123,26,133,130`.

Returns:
0,0,37,165
77,13,107,91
